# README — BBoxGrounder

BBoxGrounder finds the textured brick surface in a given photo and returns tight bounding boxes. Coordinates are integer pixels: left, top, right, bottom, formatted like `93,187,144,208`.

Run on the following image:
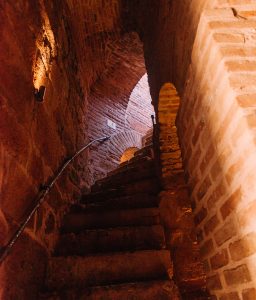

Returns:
0,0,95,296
158,84,206,297
229,233,256,261
87,63,154,184
219,292,240,300
204,215,220,236
3,0,256,298
224,264,251,286
210,249,229,270
167,1,256,298
200,239,214,258
206,274,222,291
242,288,256,300
0,0,150,297
214,219,237,246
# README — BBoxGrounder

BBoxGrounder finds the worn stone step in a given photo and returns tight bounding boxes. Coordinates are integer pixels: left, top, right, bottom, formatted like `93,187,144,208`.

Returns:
62,207,160,233
82,177,160,204
55,225,166,256
145,141,153,147
46,250,173,290
134,144,153,158
107,155,153,177
127,151,152,163
41,280,180,299
143,134,153,147
73,193,158,212
142,129,153,143
91,160,155,192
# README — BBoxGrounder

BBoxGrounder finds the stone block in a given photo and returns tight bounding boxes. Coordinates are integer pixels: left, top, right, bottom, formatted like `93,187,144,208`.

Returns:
224,264,251,286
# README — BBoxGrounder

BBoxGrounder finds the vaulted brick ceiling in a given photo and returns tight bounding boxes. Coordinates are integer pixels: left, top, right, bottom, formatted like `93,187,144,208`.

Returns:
48,0,145,94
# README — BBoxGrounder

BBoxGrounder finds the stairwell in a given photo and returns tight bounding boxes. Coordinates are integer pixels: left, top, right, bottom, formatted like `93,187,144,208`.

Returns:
40,144,181,299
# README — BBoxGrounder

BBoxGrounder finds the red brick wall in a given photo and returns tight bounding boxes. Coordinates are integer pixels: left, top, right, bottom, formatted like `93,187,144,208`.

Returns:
107,131,142,164
0,2,154,295
0,0,125,297
158,83,206,297
177,3,256,298
128,0,256,298
3,0,256,298
87,42,152,184
126,0,216,103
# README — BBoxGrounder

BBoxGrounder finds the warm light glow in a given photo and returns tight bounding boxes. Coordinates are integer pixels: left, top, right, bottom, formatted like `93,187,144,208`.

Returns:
33,2,56,90
125,73,155,135
120,147,139,164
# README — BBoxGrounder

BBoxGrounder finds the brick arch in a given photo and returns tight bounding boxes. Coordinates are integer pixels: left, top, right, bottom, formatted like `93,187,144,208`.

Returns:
107,130,142,166
120,147,140,164
157,82,206,295
87,32,147,185
158,82,181,179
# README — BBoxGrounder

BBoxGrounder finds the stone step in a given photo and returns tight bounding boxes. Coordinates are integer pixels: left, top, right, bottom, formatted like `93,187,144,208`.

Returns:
41,280,180,300
127,152,152,164
142,129,153,141
73,193,158,212
143,134,153,147
145,141,153,147
91,160,155,192
55,225,166,256
134,144,153,157
107,156,153,177
46,250,173,290
82,177,160,204
62,207,160,233
106,155,154,177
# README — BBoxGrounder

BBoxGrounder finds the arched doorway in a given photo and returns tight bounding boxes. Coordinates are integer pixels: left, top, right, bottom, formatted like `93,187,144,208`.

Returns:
120,147,139,164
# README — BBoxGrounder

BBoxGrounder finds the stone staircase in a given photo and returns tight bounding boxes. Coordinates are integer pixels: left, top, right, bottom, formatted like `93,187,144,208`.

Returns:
142,128,153,147
40,145,180,299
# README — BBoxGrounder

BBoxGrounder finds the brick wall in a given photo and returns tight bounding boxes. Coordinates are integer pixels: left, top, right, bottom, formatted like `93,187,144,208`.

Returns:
177,2,256,298
126,0,217,103
158,83,206,297
87,47,154,184
128,0,256,298
0,1,155,295
0,0,125,297
3,0,256,298
107,131,142,164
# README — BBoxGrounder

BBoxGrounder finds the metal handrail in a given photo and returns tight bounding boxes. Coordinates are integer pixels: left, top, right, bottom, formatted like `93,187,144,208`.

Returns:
0,135,110,264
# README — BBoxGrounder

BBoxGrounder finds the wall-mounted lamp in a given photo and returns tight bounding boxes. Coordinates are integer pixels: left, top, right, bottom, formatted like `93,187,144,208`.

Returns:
151,114,156,125
34,86,46,102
